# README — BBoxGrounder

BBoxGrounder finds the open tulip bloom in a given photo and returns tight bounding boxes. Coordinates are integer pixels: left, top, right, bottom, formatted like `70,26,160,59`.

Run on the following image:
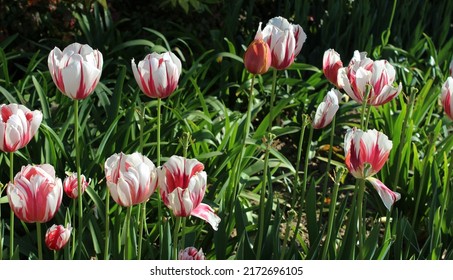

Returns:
344,128,401,210
313,89,342,129
158,155,221,231
441,77,453,120
7,164,63,223
260,16,306,70
104,152,158,207
48,42,103,100
338,51,402,106
45,223,72,251
131,51,182,99
0,103,43,153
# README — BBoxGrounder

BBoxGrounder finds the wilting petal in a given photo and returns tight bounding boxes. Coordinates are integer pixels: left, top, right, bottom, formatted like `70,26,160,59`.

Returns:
191,203,221,231
367,177,401,210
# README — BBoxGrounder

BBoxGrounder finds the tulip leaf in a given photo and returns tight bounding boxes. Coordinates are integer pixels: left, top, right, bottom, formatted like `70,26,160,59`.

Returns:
0,195,8,204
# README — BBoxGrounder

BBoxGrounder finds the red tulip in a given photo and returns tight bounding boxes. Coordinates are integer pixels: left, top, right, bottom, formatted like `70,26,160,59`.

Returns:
338,51,402,106
313,89,341,129
244,23,271,74
0,103,42,153
48,42,103,100
441,77,453,120
104,152,158,207
131,51,182,99
178,247,206,260
45,224,72,251
158,155,221,230
260,16,307,70
7,164,63,223
323,49,343,88
63,173,91,199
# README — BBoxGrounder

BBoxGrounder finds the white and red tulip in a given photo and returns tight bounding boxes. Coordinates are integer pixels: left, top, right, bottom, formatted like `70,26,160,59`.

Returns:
7,164,63,223
338,51,401,106
312,88,342,129
0,103,42,153
441,77,453,120
63,173,91,199
449,59,453,77
131,51,182,99
104,152,158,207
178,247,206,260
260,16,306,70
344,128,400,210
158,155,221,231
48,42,103,100
323,49,343,88
45,223,72,251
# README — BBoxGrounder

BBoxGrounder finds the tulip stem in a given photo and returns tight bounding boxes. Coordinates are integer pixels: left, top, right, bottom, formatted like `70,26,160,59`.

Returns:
257,69,277,259
357,178,366,259
104,188,110,260
9,152,14,259
74,99,83,259
36,222,42,260
71,200,76,258
173,216,182,260
320,115,337,224
157,97,164,258
137,102,145,260
124,206,133,260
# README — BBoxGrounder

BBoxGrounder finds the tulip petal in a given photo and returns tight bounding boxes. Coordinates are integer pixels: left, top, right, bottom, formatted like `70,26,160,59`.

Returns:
191,203,221,231
367,177,401,210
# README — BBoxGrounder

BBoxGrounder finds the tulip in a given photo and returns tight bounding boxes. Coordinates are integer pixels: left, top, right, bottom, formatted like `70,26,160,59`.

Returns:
323,49,343,88
344,128,400,210
260,16,307,70
313,89,342,129
63,173,91,199
178,247,206,260
158,155,221,230
0,104,42,153
104,152,158,207
131,51,182,99
45,224,72,251
338,51,402,106
48,42,103,100
7,164,63,223
441,77,453,120
244,23,271,74
450,59,453,77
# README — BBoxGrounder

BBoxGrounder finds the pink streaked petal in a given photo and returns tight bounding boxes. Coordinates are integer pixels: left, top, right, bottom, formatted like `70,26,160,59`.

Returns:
191,203,221,231
367,177,401,210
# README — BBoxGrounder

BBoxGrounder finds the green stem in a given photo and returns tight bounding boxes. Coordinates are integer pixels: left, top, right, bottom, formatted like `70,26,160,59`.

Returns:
74,99,83,259
173,216,182,260
157,97,164,258
124,206,132,260
322,167,345,259
9,152,14,259
357,178,366,259
71,200,76,259
137,102,146,260
36,222,42,260
104,188,110,260
256,69,277,259
320,116,337,224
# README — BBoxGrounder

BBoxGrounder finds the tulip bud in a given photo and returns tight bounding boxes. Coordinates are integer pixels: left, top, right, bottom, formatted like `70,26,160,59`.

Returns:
45,224,72,251
178,247,206,260
244,23,271,74
323,49,343,88
63,173,91,199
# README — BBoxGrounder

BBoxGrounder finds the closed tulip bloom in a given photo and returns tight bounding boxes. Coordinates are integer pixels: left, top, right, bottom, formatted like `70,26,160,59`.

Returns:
338,51,402,106
158,155,221,231
344,128,400,210
0,104,42,153
323,49,343,88
178,247,206,260
63,173,91,199
45,223,72,251
244,23,271,74
441,77,453,120
131,51,182,99
313,89,342,129
7,164,63,223
48,42,103,100
260,16,307,70
104,152,158,207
